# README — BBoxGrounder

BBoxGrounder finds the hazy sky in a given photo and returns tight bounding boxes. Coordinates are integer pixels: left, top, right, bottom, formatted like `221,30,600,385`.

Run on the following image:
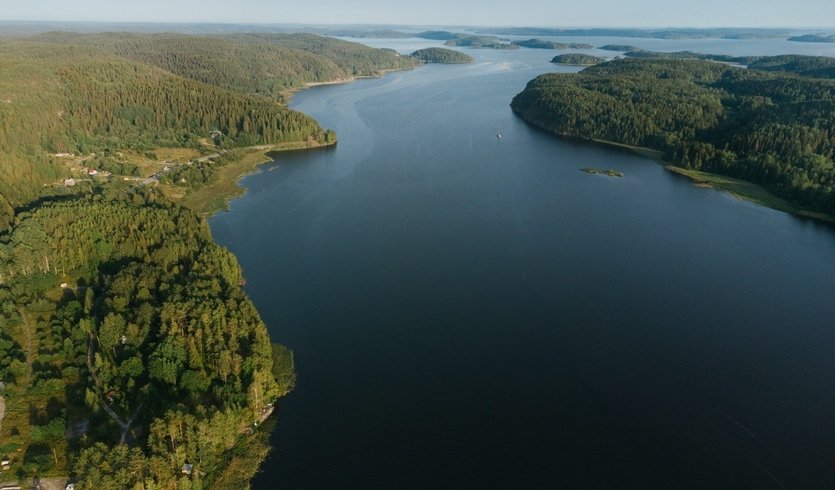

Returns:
3,0,834,28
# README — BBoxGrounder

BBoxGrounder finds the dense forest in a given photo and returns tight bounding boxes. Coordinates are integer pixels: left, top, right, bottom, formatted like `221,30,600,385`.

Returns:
410,48,474,64
511,39,594,50
551,54,606,66
511,56,835,217
0,31,412,488
30,32,419,101
0,189,293,488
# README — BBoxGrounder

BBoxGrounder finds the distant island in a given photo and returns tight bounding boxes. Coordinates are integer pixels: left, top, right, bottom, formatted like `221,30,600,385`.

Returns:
552,53,606,66
416,31,519,50
511,55,835,220
599,44,643,52
410,47,474,64
511,39,594,49
788,34,835,43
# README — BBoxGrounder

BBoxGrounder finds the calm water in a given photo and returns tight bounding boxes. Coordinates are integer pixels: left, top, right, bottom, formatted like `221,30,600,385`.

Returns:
210,38,835,489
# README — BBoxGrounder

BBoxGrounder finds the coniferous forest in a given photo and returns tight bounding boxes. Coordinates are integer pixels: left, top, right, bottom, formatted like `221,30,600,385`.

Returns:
0,31,416,488
511,56,835,217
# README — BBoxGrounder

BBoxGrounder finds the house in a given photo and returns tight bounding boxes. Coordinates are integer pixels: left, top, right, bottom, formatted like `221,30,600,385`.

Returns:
63,178,76,186
181,463,194,475
2,457,10,470
86,168,98,176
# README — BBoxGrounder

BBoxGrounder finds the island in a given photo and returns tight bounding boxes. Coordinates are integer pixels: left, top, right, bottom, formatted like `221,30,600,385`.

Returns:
788,34,835,43
511,55,835,220
416,31,519,50
551,53,607,65
410,47,474,64
0,31,419,489
599,44,643,52
511,39,594,49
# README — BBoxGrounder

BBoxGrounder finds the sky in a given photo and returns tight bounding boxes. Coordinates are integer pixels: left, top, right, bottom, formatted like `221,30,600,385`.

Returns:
2,0,834,28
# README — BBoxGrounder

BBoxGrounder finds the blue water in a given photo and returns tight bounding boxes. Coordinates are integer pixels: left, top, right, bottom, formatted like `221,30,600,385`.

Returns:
210,39,835,489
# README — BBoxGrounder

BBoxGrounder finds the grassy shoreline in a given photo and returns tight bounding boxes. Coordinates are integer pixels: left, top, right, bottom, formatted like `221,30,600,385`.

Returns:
177,140,336,216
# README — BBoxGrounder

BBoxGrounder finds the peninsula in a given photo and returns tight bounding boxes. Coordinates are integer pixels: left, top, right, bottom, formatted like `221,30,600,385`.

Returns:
511,56,835,220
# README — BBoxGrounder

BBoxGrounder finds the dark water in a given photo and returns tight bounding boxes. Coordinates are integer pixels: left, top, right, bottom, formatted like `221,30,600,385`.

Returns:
210,40,835,489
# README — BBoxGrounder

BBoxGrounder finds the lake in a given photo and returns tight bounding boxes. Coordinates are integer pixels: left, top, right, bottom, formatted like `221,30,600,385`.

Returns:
209,37,835,489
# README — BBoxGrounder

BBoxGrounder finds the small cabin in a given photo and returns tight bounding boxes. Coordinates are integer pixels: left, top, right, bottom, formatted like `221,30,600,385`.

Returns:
2,457,10,470
181,463,194,475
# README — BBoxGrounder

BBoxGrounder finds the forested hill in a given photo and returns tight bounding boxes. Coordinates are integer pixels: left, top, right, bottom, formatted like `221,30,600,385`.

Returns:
0,33,414,209
511,57,835,217
29,32,419,101
410,47,474,64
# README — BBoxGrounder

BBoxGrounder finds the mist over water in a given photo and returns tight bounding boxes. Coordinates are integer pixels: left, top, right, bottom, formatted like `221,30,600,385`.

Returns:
210,38,835,489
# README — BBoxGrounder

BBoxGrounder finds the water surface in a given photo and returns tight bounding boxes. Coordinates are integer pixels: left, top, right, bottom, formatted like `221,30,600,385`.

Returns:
210,40,835,489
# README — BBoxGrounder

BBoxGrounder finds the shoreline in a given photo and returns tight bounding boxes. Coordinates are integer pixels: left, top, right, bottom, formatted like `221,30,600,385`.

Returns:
514,114,834,224
179,139,337,217
193,66,421,217
282,66,416,102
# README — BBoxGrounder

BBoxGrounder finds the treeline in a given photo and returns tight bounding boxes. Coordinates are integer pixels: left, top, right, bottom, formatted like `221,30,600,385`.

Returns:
511,57,835,216
410,48,474,64
0,189,290,487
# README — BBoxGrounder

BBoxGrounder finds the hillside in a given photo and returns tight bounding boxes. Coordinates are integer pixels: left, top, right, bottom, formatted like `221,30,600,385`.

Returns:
511,57,835,217
0,33,415,211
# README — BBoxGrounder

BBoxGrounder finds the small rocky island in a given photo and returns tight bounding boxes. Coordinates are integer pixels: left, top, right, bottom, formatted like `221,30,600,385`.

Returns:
582,167,624,177
552,53,607,66
410,47,474,64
